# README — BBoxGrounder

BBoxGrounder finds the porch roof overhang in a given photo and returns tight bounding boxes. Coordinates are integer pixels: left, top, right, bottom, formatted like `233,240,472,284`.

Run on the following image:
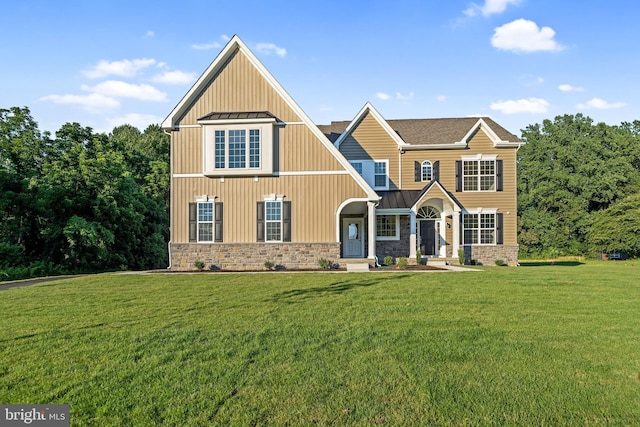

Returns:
377,181,463,213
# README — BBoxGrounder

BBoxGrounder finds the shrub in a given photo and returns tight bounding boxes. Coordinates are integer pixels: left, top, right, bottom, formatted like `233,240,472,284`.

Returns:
383,255,393,266
318,258,331,270
397,257,408,269
495,259,505,266
194,260,205,271
264,260,274,270
416,249,422,265
458,248,465,265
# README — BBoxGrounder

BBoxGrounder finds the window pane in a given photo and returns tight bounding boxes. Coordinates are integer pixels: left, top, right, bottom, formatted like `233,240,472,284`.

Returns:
215,130,225,168
199,223,213,242
480,160,495,190
198,203,213,222
352,162,363,175
266,222,281,241
374,162,386,174
249,129,260,168
265,201,281,221
348,223,358,240
228,130,246,168
463,161,478,191
374,161,387,187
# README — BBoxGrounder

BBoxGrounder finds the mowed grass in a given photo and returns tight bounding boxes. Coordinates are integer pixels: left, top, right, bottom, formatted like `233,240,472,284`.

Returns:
1,263,639,425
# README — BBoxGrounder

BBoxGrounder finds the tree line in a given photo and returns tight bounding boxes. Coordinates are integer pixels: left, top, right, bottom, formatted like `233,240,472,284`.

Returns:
518,113,640,258
1,107,169,280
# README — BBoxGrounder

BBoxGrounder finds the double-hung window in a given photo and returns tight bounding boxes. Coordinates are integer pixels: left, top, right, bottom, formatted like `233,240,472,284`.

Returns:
463,213,495,245
374,161,388,188
265,201,282,242
197,202,214,242
459,155,501,192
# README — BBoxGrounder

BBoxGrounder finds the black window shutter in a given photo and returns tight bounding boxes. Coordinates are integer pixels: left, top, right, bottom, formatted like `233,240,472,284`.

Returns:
189,203,197,242
414,161,421,182
214,202,223,242
256,201,265,242
496,160,503,192
496,213,504,245
282,201,292,242
456,161,462,192
433,161,440,181
459,213,464,245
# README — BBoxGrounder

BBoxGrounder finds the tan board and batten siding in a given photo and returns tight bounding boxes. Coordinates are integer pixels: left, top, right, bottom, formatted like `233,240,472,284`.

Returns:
340,115,519,246
171,46,368,243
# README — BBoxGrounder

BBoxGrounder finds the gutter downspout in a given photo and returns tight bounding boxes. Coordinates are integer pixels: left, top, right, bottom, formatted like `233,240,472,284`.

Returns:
165,128,173,270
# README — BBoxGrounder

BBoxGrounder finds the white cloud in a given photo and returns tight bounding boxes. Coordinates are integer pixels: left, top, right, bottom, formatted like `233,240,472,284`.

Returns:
145,30,155,38
81,81,167,102
40,93,120,110
221,34,231,41
396,91,414,101
577,98,626,110
152,70,197,84
464,0,521,17
559,84,584,92
492,19,564,53
83,58,156,78
490,97,550,114
191,42,221,50
319,105,333,112
437,95,448,102
255,42,287,58
376,92,391,100
105,113,163,131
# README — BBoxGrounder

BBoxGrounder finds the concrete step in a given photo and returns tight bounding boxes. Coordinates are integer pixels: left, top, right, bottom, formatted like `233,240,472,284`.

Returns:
346,263,370,272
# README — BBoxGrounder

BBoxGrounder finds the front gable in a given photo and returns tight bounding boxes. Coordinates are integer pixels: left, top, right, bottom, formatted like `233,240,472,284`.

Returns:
163,35,377,200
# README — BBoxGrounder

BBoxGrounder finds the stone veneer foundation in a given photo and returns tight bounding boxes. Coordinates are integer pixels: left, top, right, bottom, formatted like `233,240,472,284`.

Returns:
463,245,519,266
170,242,341,271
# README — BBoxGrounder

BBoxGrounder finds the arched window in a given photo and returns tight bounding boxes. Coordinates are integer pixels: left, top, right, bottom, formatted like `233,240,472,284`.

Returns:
421,161,433,182
417,206,440,219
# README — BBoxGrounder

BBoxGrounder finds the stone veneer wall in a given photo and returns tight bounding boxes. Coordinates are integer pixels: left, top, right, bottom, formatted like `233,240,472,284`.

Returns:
170,242,341,271
463,245,519,266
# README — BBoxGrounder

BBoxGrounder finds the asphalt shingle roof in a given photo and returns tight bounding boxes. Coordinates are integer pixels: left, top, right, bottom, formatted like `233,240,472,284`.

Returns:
319,117,520,145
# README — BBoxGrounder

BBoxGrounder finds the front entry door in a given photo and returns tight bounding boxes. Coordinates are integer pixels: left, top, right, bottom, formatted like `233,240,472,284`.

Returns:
343,218,364,258
419,220,437,256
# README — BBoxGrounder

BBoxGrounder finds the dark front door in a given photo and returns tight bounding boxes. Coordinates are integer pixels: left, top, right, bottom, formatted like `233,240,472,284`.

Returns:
419,220,436,256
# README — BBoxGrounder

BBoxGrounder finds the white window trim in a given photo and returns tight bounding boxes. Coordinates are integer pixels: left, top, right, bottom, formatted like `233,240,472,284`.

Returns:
202,123,273,176
376,214,400,241
421,160,433,182
263,194,285,243
462,208,498,246
461,154,497,193
197,201,215,243
373,159,389,190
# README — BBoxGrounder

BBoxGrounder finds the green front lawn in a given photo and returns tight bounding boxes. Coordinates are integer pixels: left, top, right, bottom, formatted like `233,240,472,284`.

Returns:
1,262,639,425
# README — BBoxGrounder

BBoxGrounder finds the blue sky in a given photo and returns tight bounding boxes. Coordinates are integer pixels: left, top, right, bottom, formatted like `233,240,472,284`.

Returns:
2,0,638,137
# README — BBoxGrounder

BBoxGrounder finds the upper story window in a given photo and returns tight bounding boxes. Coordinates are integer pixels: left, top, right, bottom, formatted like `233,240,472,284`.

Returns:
421,161,432,182
200,112,278,176
374,161,388,189
348,159,389,190
456,155,502,192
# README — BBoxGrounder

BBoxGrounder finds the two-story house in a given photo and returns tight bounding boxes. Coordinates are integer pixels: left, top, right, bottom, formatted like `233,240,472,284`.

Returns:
163,36,522,270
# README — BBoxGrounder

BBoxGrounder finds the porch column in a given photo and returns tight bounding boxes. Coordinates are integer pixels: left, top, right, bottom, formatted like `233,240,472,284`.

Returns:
409,211,417,259
439,213,447,258
452,208,460,257
367,201,376,260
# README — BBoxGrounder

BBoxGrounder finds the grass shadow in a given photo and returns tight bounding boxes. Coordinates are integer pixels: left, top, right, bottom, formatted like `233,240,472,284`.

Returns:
519,261,584,267
269,274,412,303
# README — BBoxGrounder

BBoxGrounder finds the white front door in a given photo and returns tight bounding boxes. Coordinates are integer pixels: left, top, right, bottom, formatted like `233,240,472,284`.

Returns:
343,218,364,258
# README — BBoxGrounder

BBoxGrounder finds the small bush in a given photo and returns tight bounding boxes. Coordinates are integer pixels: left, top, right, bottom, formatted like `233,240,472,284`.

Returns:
397,257,408,269
458,248,465,265
318,258,331,270
264,261,274,270
416,249,422,265
383,255,393,266
194,260,205,271
495,259,505,266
